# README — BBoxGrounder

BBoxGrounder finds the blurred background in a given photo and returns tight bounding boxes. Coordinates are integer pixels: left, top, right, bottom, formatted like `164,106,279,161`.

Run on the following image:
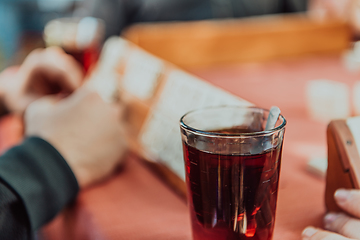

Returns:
0,0,311,70
0,0,87,70
1,1,360,239
1,0,358,147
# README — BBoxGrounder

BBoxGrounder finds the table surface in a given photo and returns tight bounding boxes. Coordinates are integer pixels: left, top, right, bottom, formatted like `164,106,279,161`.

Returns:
2,55,359,240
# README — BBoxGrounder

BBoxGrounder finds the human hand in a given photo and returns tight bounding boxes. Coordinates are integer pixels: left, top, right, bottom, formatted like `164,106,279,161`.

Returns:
0,47,83,115
309,0,360,36
302,189,360,240
24,85,128,188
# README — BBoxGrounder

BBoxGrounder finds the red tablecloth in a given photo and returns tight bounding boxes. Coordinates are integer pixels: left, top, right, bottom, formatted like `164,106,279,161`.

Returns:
192,56,360,239
2,55,359,240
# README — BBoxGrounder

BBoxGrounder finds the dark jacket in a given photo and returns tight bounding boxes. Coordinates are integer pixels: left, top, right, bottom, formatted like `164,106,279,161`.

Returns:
0,137,79,240
89,0,308,37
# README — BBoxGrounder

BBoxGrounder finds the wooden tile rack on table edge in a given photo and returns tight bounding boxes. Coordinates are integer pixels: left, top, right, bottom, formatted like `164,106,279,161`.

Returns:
123,13,352,70
89,37,252,200
326,119,360,212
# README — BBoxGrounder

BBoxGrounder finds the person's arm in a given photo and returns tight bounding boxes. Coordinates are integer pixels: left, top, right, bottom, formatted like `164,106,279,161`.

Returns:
24,86,128,188
0,85,127,239
0,179,30,239
0,137,79,239
283,0,308,12
307,0,360,37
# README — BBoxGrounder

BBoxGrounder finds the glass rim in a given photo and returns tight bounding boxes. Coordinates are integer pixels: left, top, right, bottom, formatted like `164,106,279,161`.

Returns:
180,106,286,138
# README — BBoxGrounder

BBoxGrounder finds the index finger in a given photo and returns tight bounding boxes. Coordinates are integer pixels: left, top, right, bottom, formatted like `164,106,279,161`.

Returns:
44,47,84,91
19,48,84,93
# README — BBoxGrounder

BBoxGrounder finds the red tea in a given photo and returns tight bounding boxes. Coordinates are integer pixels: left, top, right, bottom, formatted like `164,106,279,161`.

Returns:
65,47,99,73
183,133,282,240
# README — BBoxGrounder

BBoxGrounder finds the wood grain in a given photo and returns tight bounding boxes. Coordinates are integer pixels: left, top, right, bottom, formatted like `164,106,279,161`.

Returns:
123,14,352,69
326,120,360,212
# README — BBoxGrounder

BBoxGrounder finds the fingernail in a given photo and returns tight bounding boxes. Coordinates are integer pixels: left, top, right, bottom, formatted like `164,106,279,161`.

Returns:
324,213,339,229
335,189,350,203
302,227,318,239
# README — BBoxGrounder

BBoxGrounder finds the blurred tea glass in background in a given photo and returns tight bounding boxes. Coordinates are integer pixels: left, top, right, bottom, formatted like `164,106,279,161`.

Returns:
180,106,286,240
43,17,105,73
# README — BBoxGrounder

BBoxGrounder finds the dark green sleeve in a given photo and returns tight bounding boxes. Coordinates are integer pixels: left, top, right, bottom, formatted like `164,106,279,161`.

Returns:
0,178,30,239
0,137,79,237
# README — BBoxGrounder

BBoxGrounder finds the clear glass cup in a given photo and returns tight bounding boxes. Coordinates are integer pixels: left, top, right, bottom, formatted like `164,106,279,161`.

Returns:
43,17,105,73
180,106,286,240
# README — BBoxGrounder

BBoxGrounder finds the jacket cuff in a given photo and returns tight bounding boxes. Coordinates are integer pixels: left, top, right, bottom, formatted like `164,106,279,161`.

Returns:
0,137,79,230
